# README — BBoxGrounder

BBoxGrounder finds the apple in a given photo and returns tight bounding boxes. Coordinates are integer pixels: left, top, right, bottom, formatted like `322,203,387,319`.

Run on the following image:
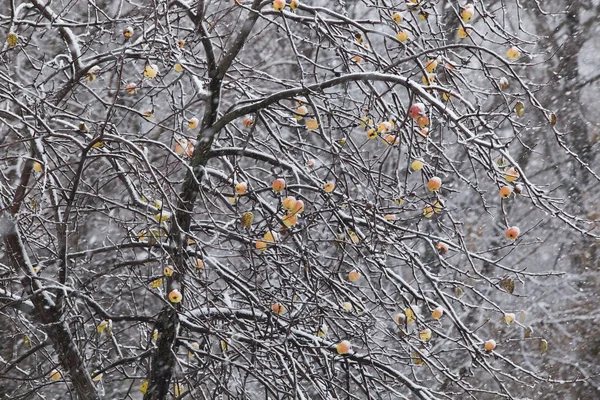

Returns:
306,159,316,168
435,242,449,255
423,206,434,218
425,59,438,73
359,115,373,128
255,241,267,252
168,289,182,303
411,159,424,171
408,103,426,119
391,12,403,24
419,328,432,341
273,0,285,11
282,196,297,210
377,121,392,133
123,26,134,38
416,116,429,128
336,340,351,354
49,369,61,381
506,46,520,61
504,312,516,325
235,182,248,195
427,176,442,192
348,269,360,282
499,186,513,198
125,83,137,94
323,182,335,193
263,230,279,243
290,0,299,9
484,339,496,351
272,178,286,192
457,26,471,39
505,226,520,240
243,116,254,127
383,134,399,146
514,184,523,195
341,302,353,311
317,324,328,338
178,39,185,48
305,118,319,130
295,105,308,120
86,65,100,82
33,161,43,173
366,128,377,139
143,64,159,79
499,77,509,90
272,302,286,314
282,212,298,227
461,5,474,22
195,259,205,269
188,117,199,129
431,306,444,320
396,30,409,42
291,199,305,215
505,168,519,182
384,214,396,221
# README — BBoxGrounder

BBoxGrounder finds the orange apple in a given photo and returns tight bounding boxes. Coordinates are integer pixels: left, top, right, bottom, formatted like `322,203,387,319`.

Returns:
336,340,351,354
419,328,432,341
272,302,286,314
408,103,426,119
505,168,519,182
123,26,134,38
282,196,297,211
435,242,449,255
391,12,403,24
305,118,319,130
484,339,496,351
411,159,424,171
396,30,409,42
282,212,298,227
168,289,182,303
273,0,285,11
427,176,442,192
255,241,267,252
348,269,360,282
235,182,248,195
431,306,444,320
506,46,520,61
461,5,474,22
499,186,513,198
125,83,137,94
272,178,286,192
323,182,335,193
188,117,199,129
243,116,254,127
505,226,520,240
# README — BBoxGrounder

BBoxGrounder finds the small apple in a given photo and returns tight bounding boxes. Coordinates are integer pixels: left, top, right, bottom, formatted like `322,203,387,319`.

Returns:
125,83,137,94
49,369,61,381
271,302,286,314
341,301,353,311
499,186,513,198
235,182,248,195
123,26,134,38
273,0,285,11
461,4,474,22
366,129,377,139
323,182,335,193
195,259,205,269
408,103,426,119
431,306,444,320
272,178,286,192
282,196,297,210
282,212,298,227
457,26,471,39
504,312,516,325
168,289,182,303
348,269,360,282
419,328,432,341
514,184,523,195
427,176,442,192
255,241,267,252
396,30,409,42
243,116,254,127
411,159,424,171
178,39,185,48
143,64,159,79
499,77,509,90
33,161,43,173
306,159,316,168
286,200,303,216
391,12,403,24
305,118,319,130
435,242,449,255
377,121,392,133
383,134,399,146
87,65,100,82
263,230,279,243
295,105,308,120
423,206,434,218
336,340,351,354
505,168,519,182
505,226,520,241
384,214,396,221
484,339,496,351
290,0,299,10
188,117,199,129
416,115,429,128
424,59,438,73
506,46,520,61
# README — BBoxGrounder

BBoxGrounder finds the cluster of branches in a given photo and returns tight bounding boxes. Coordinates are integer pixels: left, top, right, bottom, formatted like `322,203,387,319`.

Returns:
0,0,597,399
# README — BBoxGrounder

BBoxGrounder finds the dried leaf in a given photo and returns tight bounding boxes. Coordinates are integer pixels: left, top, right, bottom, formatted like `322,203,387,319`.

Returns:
502,278,515,295
540,338,548,355
524,326,534,339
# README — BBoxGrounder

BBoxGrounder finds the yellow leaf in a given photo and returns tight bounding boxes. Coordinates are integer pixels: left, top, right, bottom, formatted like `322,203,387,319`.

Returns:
405,307,416,324
540,339,548,355
149,278,163,289
7,32,18,47
240,212,254,229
